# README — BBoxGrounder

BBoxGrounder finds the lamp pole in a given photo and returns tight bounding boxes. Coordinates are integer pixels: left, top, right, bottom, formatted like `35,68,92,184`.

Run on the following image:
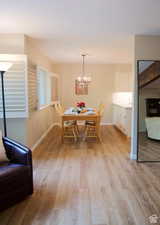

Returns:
0,71,7,137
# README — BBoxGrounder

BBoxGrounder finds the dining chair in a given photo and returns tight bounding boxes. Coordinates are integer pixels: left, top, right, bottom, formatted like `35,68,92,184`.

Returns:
55,103,64,115
55,103,78,142
84,103,105,140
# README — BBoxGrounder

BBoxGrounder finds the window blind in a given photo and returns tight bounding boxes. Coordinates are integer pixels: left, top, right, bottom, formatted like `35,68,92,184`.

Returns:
0,59,28,118
28,61,37,112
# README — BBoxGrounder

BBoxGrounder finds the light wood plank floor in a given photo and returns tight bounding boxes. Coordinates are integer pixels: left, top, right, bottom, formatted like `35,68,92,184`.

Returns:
1,125,160,225
139,132,160,161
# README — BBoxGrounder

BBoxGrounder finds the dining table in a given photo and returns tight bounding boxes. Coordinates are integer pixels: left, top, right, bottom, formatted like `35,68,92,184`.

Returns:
61,107,101,140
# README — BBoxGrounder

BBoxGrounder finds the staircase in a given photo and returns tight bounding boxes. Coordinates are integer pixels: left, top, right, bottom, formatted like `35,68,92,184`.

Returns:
139,61,160,88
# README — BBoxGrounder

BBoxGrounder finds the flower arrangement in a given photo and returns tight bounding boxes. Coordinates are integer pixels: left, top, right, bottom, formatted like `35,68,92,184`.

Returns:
77,101,85,108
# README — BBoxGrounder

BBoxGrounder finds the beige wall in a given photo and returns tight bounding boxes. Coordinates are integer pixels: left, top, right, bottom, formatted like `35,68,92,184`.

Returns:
114,64,133,92
131,35,160,159
25,36,54,71
0,34,26,54
27,106,57,148
135,36,160,60
54,63,132,124
25,36,59,148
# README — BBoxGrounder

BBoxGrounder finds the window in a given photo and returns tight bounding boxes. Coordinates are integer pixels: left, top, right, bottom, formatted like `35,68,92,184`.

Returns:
0,54,28,118
50,75,59,102
37,67,59,109
37,67,51,109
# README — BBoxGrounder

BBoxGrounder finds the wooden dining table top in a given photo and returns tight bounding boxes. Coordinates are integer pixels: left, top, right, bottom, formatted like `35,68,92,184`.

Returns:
62,108,100,121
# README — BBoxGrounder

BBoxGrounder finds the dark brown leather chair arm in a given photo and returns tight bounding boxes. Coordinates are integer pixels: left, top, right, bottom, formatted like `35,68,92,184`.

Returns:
2,137,32,166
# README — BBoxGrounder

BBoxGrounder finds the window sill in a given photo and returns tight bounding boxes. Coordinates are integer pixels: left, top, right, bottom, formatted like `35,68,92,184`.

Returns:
38,104,52,111
38,100,60,111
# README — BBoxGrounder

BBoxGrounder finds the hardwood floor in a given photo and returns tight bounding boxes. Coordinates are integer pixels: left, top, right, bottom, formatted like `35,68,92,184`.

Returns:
139,132,160,161
1,125,160,225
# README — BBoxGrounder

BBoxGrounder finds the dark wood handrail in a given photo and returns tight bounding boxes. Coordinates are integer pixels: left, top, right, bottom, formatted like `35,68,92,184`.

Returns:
139,61,160,88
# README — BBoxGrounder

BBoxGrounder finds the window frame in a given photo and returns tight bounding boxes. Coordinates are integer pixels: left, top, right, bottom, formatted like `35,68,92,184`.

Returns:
37,67,59,110
50,72,60,105
37,66,50,110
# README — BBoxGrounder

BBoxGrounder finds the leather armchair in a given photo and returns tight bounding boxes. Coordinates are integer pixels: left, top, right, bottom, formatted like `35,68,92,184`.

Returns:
0,137,33,211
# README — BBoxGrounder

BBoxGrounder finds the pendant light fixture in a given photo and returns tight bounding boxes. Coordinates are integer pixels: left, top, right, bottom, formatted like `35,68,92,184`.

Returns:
76,54,91,86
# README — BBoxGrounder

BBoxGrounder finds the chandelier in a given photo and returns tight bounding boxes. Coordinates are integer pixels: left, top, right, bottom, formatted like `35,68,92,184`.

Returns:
76,54,91,86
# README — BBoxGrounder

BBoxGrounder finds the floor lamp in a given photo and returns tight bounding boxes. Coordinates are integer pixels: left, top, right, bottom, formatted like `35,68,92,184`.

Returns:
0,62,12,137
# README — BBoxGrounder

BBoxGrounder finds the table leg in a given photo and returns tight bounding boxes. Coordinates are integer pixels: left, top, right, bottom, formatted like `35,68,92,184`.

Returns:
96,117,101,141
61,118,64,143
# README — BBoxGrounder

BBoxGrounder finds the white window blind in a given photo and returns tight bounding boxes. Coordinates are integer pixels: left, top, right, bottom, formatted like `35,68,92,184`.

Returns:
0,55,28,118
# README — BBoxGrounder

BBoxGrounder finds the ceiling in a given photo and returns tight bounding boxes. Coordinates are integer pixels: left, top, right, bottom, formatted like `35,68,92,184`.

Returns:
1,0,160,63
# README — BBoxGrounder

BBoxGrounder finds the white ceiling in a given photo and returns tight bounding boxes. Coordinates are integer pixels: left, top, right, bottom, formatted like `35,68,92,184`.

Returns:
1,0,160,63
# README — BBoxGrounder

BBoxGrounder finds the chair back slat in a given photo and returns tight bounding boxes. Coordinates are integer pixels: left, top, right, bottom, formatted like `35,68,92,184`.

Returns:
55,103,64,116
98,103,105,117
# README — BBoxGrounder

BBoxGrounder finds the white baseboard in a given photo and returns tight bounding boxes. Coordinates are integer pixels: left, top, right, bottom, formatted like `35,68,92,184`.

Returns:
130,153,137,160
31,122,59,151
100,122,113,125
